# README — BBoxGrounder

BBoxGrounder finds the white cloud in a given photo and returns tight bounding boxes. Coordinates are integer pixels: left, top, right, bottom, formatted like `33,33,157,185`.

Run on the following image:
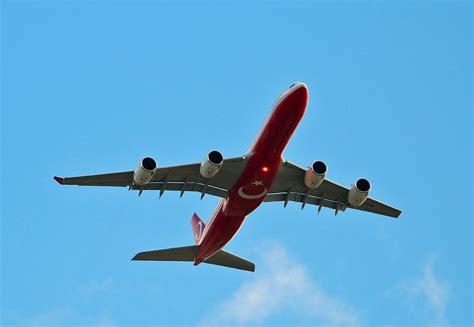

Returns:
78,277,113,298
401,254,450,325
201,243,360,326
17,307,115,326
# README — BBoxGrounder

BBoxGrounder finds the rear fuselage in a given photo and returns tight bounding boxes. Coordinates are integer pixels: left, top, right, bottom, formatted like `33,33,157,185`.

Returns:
194,83,309,265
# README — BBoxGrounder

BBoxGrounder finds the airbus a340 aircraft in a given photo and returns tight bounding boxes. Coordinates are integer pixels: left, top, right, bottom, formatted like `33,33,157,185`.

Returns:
55,82,401,272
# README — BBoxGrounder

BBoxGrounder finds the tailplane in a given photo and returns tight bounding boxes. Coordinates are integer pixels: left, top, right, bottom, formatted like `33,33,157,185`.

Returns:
132,246,255,272
191,212,206,244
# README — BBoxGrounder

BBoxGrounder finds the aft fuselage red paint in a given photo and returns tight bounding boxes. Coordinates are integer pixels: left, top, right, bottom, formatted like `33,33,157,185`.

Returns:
194,83,309,265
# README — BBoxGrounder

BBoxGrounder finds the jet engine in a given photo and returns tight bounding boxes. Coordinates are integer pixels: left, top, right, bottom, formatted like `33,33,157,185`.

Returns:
304,160,327,188
200,150,224,178
348,178,371,207
133,157,157,185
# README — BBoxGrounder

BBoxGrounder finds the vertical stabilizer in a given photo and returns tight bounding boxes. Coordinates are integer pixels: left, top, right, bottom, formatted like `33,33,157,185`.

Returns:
191,213,206,245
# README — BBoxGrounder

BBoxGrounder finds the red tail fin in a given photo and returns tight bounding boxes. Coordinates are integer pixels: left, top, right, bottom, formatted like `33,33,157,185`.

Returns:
191,213,206,245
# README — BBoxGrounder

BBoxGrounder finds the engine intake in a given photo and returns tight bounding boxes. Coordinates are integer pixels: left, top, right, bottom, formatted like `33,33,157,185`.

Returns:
348,178,371,207
304,160,327,188
200,150,224,178
133,157,157,185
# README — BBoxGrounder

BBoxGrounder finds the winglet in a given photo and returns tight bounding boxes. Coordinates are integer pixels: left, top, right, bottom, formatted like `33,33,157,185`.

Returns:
53,176,64,184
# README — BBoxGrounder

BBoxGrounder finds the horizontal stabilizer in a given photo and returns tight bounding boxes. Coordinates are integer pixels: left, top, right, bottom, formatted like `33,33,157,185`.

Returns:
204,250,255,272
132,245,197,262
132,245,255,272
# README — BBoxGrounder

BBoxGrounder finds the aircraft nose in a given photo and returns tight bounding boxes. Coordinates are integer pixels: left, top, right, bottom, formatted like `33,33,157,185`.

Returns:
289,82,306,89
289,82,308,101
290,82,308,104
276,82,309,119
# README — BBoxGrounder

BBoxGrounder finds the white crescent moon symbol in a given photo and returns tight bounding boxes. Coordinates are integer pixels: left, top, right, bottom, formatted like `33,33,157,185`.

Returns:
197,221,203,238
238,186,268,199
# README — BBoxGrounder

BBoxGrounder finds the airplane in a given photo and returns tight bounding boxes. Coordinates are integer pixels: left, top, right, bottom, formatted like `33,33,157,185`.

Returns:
54,82,401,272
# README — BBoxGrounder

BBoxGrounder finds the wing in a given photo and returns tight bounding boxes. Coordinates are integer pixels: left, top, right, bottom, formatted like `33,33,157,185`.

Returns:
54,156,249,199
265,160,402,218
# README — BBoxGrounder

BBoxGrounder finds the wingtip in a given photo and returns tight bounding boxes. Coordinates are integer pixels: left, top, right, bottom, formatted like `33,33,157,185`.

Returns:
53,176,64,184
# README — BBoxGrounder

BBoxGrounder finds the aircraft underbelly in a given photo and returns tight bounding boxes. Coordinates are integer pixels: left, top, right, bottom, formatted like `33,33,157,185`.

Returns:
196,87,308,263
196,154,280,262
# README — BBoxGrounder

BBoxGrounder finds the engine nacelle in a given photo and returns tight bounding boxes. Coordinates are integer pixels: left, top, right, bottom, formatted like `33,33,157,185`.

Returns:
133,157,157,185
348,178,371,207
304,160,327,189
200,150,224,178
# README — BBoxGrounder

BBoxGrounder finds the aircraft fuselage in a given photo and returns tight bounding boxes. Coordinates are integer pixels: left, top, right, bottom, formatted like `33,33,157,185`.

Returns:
194,83,309,265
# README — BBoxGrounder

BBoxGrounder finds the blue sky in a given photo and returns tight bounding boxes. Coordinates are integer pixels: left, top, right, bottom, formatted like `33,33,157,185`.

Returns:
1,1,472,326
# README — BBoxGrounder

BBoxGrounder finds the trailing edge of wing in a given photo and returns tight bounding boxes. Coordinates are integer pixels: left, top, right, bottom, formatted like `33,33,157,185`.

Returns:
264,191,401,218
131,182,229,198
